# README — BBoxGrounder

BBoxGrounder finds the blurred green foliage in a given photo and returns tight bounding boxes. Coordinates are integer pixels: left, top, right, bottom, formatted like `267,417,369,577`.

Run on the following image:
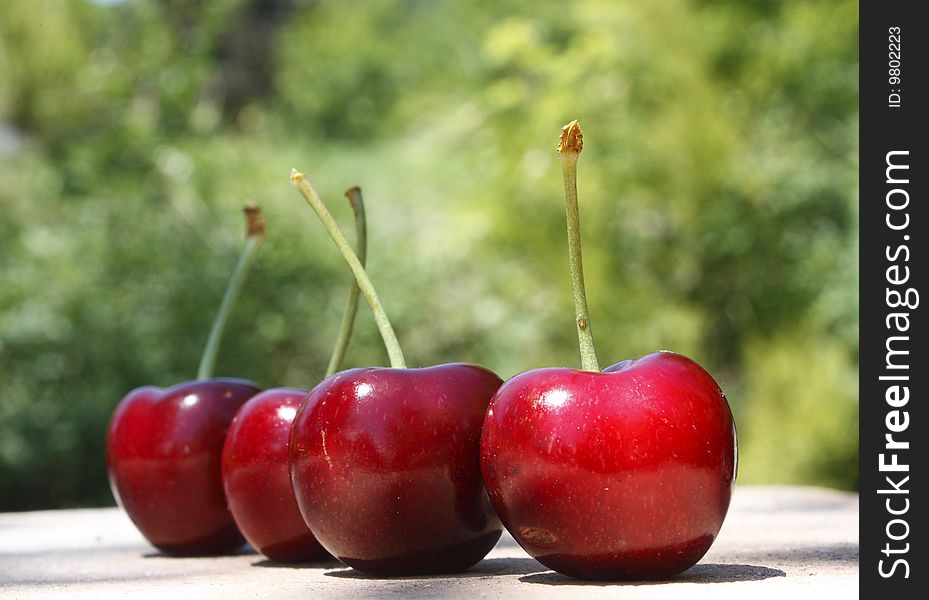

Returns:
0,0,857,510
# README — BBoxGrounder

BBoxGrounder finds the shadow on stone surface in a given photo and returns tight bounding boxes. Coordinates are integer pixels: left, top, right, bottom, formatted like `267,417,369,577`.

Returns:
252,557,343,569
519,563,786,586
142,545,256,559
325,557,546,580
736,543,859,564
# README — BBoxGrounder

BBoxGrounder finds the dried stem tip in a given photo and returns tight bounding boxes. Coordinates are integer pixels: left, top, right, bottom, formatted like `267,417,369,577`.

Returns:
558,119,584,154
243,202,265,238
344,186,364,218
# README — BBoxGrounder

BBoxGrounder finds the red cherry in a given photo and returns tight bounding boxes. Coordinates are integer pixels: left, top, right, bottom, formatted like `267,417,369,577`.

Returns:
289,364,504,575
289,172,503,574
222,388,327,562
481,122,738,578
481,351,736,579
107,379,261,555
107,205,265,555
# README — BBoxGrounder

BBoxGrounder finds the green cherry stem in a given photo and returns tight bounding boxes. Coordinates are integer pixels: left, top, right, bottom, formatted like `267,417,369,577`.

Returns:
558,120,600,372
197,203,265,380
291,169,407,369
324,186,368,377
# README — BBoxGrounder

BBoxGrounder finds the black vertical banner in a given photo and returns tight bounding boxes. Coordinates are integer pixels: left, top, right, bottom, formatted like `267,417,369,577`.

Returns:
860,1,926,595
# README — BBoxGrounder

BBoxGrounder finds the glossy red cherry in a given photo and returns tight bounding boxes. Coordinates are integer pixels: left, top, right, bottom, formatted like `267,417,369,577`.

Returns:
478,121,737,579
107,378,262,555
289,364,504,575
107,204,265,555
481,351,736,579
222,388,327,562
289,171,505,575
219,187,368,563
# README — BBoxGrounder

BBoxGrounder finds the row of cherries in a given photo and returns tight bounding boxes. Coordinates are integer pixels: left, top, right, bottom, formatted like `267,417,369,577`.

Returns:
106,121,737,581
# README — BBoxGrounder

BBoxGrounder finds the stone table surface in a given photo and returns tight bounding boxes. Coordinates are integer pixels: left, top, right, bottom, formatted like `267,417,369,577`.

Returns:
0,486,858,599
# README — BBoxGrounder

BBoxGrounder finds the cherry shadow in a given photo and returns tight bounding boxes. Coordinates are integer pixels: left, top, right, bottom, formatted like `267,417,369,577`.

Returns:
325,557,545,580
252,556,343,569
519,563,786,586
142,545,256,559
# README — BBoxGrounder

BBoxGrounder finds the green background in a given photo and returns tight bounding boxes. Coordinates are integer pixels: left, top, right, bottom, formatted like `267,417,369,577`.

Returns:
0,0,858,511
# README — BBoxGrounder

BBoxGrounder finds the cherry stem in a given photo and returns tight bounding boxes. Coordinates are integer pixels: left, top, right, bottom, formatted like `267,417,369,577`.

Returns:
291,169,407,369
558,120,600,372
197,204,265,380
324,187,368,377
